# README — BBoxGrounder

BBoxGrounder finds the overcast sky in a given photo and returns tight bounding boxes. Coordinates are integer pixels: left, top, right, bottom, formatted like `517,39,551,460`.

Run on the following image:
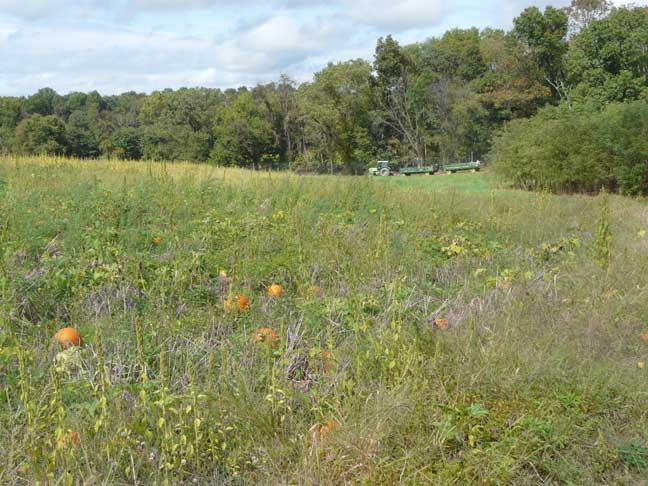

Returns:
0,0,644,96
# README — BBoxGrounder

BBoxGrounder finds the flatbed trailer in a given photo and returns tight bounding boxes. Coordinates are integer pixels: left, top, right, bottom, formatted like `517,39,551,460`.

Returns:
398,165,438,176
441,161,481,173
369,160,481,176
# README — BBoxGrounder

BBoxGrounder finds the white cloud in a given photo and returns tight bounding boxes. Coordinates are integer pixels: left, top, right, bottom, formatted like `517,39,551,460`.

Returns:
0,0,108,19
0,0,646,95
0,10,365,95
497,0,647,26
345,0,445,29
0,0,318,19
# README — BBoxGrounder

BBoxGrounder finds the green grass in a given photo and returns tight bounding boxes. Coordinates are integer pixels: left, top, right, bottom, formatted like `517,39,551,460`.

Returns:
1,156,647,485
376,170,496,194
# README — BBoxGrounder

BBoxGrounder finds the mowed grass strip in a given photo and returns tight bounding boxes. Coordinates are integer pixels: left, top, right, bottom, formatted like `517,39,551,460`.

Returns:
0,156,647,485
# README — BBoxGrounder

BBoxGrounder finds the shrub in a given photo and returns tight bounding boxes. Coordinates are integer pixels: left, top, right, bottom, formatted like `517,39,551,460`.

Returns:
491,100,648,195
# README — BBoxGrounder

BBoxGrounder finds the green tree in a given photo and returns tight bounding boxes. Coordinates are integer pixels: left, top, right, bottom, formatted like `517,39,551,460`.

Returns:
298,60,374,173
491,100,648,195
25,88,62,116
140,88,220,161
14,114,67,155
372,36,429,162
413,35,491,162
111,128,143,160
277,75,300,168
564,0,611,35
433,28,486,82
210,91,279,168
566,7,648,103
66,110,100,158
0,97,23,153
475,28,551,119
512,6,569,98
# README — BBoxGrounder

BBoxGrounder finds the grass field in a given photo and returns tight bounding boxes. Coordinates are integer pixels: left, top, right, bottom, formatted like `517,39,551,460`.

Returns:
380,170,496,194
1,156,647,485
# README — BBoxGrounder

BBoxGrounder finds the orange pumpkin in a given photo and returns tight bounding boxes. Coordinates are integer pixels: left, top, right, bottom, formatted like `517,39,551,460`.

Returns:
434,317,449,331
267,284,284,298
237,295,250,310
308,285,323,297
315,351,335,374
56,430,80,449
308,420,337,444
251,327,279,347
320,420,336,435
224,295,250,312
54,328,82,348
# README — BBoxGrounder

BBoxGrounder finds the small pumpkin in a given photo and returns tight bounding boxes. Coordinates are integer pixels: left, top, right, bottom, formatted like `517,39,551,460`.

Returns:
315,351,335,374
308,420,337,444
56,430,80,450
54,328,82,348
307,285,323,297
224,294,250,312
251,327,279,347
641,332,648,345
434,317,449,331
267,284,284,298
237,295,250,310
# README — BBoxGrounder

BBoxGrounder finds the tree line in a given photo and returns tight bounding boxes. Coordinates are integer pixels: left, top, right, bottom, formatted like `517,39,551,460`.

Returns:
0,1,645,181
492,4,648,195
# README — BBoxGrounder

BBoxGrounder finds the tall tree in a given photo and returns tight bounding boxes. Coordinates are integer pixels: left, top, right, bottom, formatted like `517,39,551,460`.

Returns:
298,60,374,173
0,97,23,153
66,110,100,158
277,75,299,167
139,88,220,161
25,88,62,116
475,29,551,119
512,6,569,98
15,114,67,155
564,0,612,35
210,91,279,168
111,128,143,160
372,36,429,163
566,7,648,102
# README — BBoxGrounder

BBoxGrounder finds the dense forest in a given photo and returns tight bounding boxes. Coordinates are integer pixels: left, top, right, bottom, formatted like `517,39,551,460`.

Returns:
0,1,646,189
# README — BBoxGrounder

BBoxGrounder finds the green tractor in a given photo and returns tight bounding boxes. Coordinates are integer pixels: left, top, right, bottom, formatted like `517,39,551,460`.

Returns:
368,159,481,176
368,160,439,176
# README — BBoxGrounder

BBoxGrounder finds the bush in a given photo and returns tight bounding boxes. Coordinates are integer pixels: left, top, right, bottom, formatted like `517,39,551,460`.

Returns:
491,100,648,195
14,114,67,156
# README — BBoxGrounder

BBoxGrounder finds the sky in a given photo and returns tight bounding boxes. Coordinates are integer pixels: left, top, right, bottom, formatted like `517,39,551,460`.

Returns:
0,0,644,96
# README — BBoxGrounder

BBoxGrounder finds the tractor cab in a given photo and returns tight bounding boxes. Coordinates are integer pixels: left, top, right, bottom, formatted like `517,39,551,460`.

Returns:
368,160,392,176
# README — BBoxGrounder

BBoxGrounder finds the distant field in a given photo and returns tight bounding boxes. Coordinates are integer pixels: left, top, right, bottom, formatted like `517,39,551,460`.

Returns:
375,170,496,194
1,157,647,485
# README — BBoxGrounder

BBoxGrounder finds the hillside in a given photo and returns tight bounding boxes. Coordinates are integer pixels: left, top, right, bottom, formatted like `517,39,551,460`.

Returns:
0,157,647,484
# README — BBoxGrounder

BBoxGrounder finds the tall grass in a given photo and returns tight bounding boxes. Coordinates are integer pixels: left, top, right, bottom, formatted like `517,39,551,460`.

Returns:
0,156,647,484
